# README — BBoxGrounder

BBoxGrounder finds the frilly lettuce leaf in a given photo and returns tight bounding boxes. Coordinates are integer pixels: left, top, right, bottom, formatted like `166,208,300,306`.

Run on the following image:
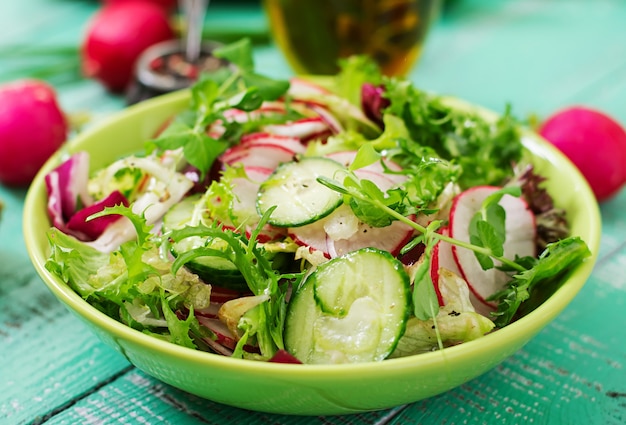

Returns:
44,226,211,349
389,268,495,358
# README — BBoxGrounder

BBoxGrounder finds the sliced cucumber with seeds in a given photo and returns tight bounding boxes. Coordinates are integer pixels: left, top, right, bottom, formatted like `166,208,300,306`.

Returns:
163,195,247,290
284,248,411,364
256,157,345,228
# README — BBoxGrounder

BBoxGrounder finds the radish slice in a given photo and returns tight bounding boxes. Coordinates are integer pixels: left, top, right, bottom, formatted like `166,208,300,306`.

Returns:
448,186,536,308
290,204,414,258
288,77,331,97
227,166,287,242
306,103,343,134
430,226,494,316
263,117,330,141
239,132,306,153
220,143,301,169
325,151,406,186
222,104,287,123
196,316,239,352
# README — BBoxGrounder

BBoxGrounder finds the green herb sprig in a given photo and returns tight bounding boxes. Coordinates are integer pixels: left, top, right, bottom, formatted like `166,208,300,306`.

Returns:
147,38,291,179
317,155,591,326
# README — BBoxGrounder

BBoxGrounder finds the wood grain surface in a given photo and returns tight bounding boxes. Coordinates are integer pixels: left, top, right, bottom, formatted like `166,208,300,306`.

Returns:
1,1,625,424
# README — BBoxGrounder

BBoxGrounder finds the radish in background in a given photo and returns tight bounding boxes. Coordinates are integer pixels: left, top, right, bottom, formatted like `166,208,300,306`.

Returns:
0,80,68,187
539,106,626,202
82,0,175,93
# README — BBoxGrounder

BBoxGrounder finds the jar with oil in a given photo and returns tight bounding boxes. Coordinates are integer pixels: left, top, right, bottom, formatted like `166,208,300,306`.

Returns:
263,0,440,76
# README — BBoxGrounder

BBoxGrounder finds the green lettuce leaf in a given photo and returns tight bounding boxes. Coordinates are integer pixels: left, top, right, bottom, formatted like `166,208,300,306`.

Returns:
389,268,495,358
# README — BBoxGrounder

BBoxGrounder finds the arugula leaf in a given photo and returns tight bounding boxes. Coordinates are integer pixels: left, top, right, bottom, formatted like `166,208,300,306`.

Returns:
242,73,290,101
213,37,255,72
487,236,591,327
382,79,524,189
410,230,441,321
167,209,304,359
148,38,291,180
468,186,523,270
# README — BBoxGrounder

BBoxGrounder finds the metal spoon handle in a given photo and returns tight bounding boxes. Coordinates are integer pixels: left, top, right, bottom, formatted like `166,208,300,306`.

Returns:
180,0,209,63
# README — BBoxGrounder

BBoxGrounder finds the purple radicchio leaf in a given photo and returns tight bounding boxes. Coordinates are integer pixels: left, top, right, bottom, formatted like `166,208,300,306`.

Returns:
45,151,93,230
66,190,129,241
361,83,390,127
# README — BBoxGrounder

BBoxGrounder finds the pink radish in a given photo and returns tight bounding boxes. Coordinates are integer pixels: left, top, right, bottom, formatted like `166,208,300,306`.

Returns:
538,106,626,202
226,166,287,242
448,186,536,308
81,0,175,92
263,117,331,142
220,142,303,169
222,103,287,123
289,205,415,258
430,226,495,316
287,78,331,98
325,150,406,186
239,132,306,153
305,103,344,134
102,0,178,12
0,80,68,187
429,226,455,306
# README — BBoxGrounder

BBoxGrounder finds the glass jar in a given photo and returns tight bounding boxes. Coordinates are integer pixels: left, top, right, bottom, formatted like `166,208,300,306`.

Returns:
263,0,440,76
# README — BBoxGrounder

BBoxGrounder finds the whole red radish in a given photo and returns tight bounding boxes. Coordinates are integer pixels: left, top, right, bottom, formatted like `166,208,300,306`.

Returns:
82,0,175,93
539,106,626,202
0,80,68,187
101,0,178,12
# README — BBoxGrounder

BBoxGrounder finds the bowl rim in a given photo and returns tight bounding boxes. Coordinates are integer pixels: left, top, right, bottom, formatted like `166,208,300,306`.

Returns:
22,90,602,379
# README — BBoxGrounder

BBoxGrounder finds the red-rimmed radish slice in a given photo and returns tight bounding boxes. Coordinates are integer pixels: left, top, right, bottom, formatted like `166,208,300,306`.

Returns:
288,219,329,256
449,186,536,308
429,227,454,306
306,103,343,134
227,166,287,242
196,316,240,351
210,286,253,304
289,205,415,258
325,151,407,186
197,315,260,355
194,301,223,319
220,143,300,169
288,77,331,97
263,117,331,142
222,104,287,123
430,226,493,315
239,132,306,153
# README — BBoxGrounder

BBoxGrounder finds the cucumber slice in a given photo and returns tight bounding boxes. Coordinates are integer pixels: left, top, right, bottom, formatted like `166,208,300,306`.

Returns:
162,194,205,232
284,248,411,364
256,157,345,227
162,195,247,290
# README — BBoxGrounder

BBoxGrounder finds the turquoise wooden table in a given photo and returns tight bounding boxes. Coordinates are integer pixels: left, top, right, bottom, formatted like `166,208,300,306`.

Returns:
1,1,626,424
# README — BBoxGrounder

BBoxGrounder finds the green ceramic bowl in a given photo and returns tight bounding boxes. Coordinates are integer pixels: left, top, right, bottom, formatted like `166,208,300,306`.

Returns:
23,90,601,416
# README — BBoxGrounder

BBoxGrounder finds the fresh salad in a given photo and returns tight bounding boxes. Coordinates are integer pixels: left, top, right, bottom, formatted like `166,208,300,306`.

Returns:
44,39,591,364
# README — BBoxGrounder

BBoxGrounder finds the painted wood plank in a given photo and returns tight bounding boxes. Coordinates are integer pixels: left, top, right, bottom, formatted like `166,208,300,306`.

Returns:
1,0,626,424
43,368,408,424
0,249,132,425
412,0,626,123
